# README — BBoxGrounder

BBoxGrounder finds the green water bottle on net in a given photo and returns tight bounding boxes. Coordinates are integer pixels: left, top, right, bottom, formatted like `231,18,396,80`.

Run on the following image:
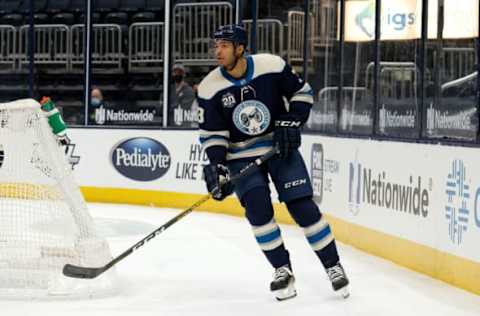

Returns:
40,96,70,145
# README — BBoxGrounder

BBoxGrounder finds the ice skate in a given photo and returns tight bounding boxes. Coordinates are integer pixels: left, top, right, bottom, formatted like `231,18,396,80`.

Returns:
270,265,297,301
326,262,350,298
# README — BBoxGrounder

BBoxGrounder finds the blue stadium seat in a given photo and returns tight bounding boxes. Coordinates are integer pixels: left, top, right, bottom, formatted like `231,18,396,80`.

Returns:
0,0,20,14
131,11,155,23
120,0,145,12
33,13,49,24
0,13,23,26
78,12,102,23
104,11,128,25
52,12,75,24
95,0,120,12
46,0,71,13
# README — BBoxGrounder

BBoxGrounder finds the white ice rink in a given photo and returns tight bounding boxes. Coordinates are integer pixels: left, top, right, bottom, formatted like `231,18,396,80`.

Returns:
3,203,480,316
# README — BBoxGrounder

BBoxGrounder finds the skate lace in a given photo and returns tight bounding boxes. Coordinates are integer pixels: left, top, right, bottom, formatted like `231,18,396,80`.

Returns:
326,265,343,281
273,266,291,281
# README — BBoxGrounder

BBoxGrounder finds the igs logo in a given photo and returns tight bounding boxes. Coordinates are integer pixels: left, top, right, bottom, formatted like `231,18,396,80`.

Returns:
445,160,470,245
111,138,171,181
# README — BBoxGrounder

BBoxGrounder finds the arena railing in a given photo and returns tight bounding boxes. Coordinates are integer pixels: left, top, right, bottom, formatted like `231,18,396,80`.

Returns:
128,22,165,73
172,1,233,65
70,24,123,73
442,47,476,83
287,10,314,66
243,19,283,57
0,25,16,73
311,0,336,48
18,24,70,73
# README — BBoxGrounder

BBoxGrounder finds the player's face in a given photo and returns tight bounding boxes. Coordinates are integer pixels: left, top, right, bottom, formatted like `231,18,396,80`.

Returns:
214,40,236,68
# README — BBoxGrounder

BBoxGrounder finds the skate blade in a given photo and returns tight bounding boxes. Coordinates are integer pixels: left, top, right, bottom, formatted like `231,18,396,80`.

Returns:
273,285,297,301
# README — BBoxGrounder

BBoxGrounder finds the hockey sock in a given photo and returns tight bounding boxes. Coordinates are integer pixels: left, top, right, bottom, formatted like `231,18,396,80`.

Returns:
286,197,340,269
243,187,290,268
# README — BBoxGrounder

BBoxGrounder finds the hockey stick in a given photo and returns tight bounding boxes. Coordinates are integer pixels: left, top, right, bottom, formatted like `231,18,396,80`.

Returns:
63,147,278,279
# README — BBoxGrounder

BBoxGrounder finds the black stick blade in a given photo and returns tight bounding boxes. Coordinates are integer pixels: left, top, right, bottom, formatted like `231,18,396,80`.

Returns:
63,264,105,279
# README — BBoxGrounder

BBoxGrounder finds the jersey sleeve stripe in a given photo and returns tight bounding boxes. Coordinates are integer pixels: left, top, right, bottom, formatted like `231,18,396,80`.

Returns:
199,129,230,138
291,82,314,104
226,146,273,161
199,134,229,143
291,94,314,104
200,138,229,150
228,140,273,154
228,133,273,150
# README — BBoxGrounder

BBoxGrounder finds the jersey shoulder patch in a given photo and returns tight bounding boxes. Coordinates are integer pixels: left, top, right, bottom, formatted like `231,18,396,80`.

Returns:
198,67,234,100
251,54,285,79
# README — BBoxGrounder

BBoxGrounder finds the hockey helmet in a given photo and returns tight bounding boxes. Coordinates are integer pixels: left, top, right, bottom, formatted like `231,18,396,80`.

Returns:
213,24,247,47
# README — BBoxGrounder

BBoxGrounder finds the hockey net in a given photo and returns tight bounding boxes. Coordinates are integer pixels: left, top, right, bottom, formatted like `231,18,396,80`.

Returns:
0,99,117,298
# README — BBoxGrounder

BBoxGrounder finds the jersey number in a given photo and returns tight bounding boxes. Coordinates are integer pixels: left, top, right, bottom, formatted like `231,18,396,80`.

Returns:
197,107,205,124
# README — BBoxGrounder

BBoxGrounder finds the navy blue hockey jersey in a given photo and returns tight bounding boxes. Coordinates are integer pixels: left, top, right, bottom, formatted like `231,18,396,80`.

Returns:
197,53,313,162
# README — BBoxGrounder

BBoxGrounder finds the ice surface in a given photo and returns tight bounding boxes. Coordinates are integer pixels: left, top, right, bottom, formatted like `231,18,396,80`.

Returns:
2,203,480,316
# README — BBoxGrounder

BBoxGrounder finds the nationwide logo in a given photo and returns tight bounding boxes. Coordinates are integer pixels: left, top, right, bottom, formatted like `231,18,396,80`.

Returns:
111,137,171,181
426,103,474,132
173,105,197,126
378,105,416,133
348,153,430,218
445,160,470,245
95,108,156,125
340,109,371,130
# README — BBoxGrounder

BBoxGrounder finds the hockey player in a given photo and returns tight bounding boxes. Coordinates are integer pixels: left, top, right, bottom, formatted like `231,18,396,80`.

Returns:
197,24,349,301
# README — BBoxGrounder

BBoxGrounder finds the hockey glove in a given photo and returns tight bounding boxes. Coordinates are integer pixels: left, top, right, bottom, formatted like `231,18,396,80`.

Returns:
273,115,302,159
203,164,234,201
57,133,71,146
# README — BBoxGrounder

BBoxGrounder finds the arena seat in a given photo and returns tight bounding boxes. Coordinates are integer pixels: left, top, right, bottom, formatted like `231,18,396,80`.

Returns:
0,13,23,26
52,12,75,25
78,12,102,23
104,11,128,25
95,0,120,12
0,0,20,14
33,13,49,24
46,0,71,13
119,0,145,12
131,11,155,23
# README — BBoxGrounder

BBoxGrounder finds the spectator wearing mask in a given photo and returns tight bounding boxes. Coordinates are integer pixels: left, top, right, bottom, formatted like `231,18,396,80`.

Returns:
89,87,106,124
169,63,197,127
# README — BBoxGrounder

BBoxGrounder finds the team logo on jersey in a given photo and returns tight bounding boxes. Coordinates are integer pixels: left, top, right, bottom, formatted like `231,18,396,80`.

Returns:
232,100,271,136
221,92,236,108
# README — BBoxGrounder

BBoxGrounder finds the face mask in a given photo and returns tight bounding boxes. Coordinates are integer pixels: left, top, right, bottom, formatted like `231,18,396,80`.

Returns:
91,97,102,107
173,74,183,83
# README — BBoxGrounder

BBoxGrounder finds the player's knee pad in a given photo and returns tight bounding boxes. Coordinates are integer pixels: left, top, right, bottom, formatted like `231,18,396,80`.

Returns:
285,196,321,227
241,186,274,226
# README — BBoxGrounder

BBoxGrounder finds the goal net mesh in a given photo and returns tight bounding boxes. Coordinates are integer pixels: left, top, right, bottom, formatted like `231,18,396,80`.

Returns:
0,99,116,298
